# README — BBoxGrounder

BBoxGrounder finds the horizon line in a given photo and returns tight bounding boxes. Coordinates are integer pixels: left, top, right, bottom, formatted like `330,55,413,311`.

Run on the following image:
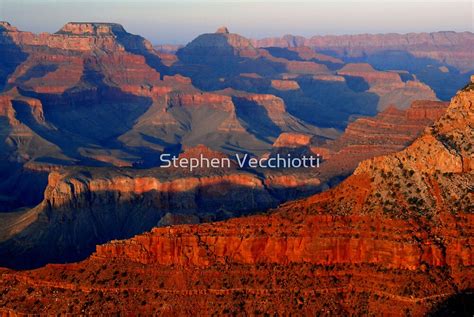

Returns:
1,20,472,46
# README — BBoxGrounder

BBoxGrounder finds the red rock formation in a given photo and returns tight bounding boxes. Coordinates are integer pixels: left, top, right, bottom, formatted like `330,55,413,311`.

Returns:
316,100,449,178
337,63,438,109
179,27,260,59
338,63,402,85
0,21,173,98
166,92,235,111
406,100,449,121
253,31,474,72
43,170,270,210
239,73,262,79
1,22,156,54
313,74,346,82
264,174,321,189
0,95,17,124
285,60,329,74
243,93,287,124
176,144,236,170
0,87,471,315
273,132,312,148
288,46,343,64
271,79,300,91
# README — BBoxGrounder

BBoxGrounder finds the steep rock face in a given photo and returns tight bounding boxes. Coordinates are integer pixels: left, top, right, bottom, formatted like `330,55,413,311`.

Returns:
0,87,471,315
74,87,474,307
177,27,260,62
241,93,287,124
315,100,449,178
93,211,471,269
338,63,438,110
0,166,282,268
178,144,230,158
254,32,474,102
312,74,346,82
338,63,402,86
273,132,312,148
271,79,300,91
259,49,330,75
0,22,468,296
8,54,84,94
406,100,450,120
173,27,454,132
166,92,234,111
1,21,168,96
43,170,272,211
57,22,126,36
0,95,17,124
254,31,474,72
287,46,343,64
3,22,154,53
285,60,329,74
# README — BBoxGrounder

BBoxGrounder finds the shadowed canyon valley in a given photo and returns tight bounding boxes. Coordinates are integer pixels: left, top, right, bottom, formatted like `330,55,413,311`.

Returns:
0,21,472,315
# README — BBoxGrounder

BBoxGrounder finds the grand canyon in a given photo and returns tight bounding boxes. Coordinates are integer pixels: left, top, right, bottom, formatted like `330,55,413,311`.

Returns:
0,17,472,316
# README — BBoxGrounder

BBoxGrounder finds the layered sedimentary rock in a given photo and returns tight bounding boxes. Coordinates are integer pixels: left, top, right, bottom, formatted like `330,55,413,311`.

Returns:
0,22,337,175
3,22,152,52
0,21,469,289
314,100,449,178
338,63,438,110
273,132,312,148
271,79,300,91
177,27,260,62
172,26,458,132
253,31,474,72
0,85,471,316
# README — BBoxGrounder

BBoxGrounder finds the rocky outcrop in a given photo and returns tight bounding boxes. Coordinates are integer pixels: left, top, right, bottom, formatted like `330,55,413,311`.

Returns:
215,26,230,34
316,100,449,178
406,100,449,120
338,63,438,110
57,22,126,36
287,46,343,64
273,132,312,148
1,22,155,53
313,74,346,82
177,27,260,62
271,79,300,90
338,63,402,85
241,93,287,124
285,60,329,74
253,31,474,72
166,92,234,111
0,95,17,124
0,87,471,316
0,21,169,97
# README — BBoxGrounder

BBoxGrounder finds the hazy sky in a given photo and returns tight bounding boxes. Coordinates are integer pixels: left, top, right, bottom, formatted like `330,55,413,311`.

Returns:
0,0,472,44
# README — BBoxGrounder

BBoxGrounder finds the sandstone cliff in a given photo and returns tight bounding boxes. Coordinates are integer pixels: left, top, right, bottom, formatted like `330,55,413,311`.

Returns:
0,83,471,316
253,31,474,73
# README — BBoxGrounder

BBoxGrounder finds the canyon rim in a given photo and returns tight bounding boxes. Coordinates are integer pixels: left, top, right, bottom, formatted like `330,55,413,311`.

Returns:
0,0,473,315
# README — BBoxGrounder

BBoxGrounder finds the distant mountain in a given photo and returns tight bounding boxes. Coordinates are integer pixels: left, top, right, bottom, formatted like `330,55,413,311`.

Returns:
172,27,442,126
253,31,474,72
253,31,474,100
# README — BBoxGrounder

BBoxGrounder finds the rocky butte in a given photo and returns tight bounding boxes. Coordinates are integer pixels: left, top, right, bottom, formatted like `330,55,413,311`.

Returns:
0,82,472,315
1,21,471,278
0,21,468,272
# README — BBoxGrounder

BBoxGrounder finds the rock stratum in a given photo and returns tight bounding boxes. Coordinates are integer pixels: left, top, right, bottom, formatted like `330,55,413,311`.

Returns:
0,21,471,280
0,97,448,269
253,31,474,73
0,82,472,315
